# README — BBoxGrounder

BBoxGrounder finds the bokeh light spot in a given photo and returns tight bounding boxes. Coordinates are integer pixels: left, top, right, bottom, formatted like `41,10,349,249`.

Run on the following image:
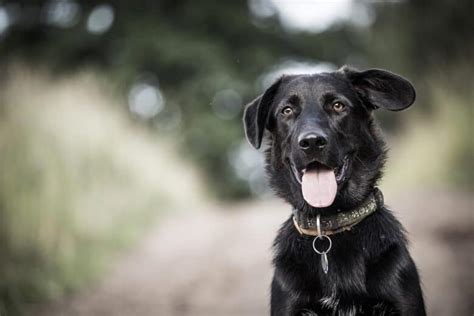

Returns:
0,7,10,35
44,0,80,28
86,4,114,34
128,82,165,120
228,140,269,195
250,0,375,33
248,0,277,19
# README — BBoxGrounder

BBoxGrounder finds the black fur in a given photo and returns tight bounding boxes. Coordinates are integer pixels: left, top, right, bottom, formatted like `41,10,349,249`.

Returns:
243,67,426,315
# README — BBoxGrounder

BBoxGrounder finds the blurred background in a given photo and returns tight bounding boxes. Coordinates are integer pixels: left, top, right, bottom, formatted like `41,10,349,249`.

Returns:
0,0,472,315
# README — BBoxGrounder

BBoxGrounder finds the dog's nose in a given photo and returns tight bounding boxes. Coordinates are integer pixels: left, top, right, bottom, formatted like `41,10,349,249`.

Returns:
298,133,328,153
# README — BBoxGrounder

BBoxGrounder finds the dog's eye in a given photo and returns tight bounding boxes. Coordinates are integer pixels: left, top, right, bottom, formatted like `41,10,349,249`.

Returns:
332,102,346,113
281,106,294,116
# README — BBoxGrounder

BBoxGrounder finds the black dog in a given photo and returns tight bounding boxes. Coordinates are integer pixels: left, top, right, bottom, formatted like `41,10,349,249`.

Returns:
243,67,426,315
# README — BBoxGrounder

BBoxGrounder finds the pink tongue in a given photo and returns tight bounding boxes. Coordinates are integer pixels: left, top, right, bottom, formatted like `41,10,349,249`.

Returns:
302,166,337,208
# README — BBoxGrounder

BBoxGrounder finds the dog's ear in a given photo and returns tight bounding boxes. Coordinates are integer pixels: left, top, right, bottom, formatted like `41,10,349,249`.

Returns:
243,77,283,149
342,67,416,111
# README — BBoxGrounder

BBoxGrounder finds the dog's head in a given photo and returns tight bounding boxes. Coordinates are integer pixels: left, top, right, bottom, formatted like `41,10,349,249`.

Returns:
243,67,415,213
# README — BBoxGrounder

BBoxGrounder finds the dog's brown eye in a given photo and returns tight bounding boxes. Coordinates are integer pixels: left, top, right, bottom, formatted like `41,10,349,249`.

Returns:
332,102,346,113
281,106,294,116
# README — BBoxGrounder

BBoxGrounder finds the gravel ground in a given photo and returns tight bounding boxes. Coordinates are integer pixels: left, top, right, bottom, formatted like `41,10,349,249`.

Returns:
38,190,473,316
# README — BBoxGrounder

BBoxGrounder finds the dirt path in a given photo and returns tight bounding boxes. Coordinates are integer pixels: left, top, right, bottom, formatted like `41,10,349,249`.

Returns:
39,190,473,316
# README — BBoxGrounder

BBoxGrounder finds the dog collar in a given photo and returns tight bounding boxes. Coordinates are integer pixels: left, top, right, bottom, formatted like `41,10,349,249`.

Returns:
292,188,384,236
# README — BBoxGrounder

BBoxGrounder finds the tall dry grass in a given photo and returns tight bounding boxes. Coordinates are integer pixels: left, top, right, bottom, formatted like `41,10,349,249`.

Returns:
382,78,473,193
0,66,206,314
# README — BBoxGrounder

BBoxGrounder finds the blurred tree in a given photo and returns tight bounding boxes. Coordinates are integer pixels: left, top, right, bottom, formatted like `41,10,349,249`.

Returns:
0,0,471,197
0,0,365,199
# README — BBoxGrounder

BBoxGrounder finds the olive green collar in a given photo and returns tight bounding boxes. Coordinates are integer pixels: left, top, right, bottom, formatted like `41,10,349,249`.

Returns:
293,188,384,236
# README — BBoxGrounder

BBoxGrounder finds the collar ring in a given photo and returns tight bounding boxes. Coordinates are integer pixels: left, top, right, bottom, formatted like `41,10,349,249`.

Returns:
312,235,332,254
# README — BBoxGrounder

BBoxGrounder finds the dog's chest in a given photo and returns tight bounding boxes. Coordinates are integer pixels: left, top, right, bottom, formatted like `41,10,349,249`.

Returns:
310,289,397,316
278,254,397,315
286,260,399,315
299,303,396,316
277,230,397,315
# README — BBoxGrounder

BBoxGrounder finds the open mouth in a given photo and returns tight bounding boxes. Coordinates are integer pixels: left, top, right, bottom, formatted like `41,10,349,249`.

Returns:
290,155,350,185
289,155,351,208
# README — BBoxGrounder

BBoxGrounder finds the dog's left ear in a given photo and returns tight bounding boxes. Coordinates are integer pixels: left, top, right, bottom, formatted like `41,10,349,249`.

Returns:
342,67,416,111
243,77,283,149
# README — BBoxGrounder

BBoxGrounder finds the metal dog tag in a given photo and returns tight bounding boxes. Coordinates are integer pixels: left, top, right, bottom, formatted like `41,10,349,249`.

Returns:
313,236,331,274
312,215,332,274
321,252,329,274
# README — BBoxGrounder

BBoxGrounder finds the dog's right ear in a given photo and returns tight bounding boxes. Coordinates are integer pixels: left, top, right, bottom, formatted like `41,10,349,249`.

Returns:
243,77,283,149
341,66,416,111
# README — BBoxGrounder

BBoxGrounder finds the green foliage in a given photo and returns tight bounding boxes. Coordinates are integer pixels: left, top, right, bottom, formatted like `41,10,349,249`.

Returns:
0,0,367,199
1,0,472,197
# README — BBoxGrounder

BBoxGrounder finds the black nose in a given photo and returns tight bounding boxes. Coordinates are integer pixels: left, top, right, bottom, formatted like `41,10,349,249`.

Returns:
298,133,328,153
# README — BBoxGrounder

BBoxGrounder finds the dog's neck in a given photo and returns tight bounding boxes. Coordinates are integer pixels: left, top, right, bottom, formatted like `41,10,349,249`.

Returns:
292,188,384,236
